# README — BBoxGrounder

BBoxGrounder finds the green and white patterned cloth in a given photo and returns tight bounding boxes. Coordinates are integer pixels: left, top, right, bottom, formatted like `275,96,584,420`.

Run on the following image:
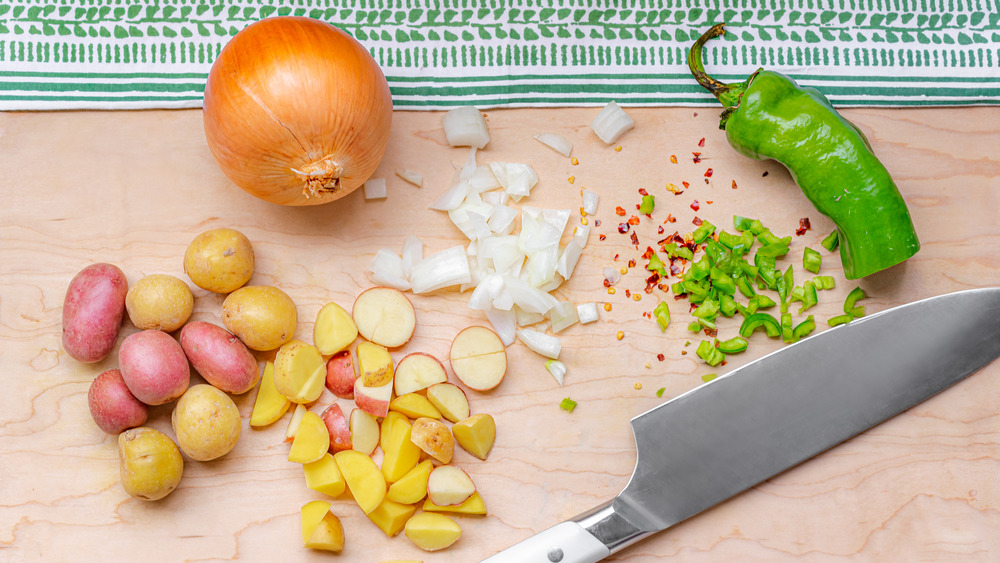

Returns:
1,0,998,110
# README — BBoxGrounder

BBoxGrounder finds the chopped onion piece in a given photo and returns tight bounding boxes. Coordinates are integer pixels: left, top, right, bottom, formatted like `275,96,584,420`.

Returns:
468,165,502,193
577,302,600,324
395,168,423,187
481,189,508,207
582,188,599,216
526,245,560,288
401,235,423,279
363,177,387,199
556,238,583,279
573,224,591,247
603,267,621,286
533,133,573,157
493,290,514,311
504,276,558,314
460,254,485,293
443,106,490,149
544,359,566,385
486,307,517,346
430,180,470,211
515,307,546,327
536,274,564,294
368,248,410,290
448,191,495,240
549,301,579,333
410,246,471,294
591,101,635,145
468,273,504,310
519,207,564,255
488,204,519,235
486,236,524,275
490,162,538,200
517,328,561,359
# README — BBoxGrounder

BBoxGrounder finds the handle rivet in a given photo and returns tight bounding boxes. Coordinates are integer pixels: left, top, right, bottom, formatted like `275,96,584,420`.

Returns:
547,547,564,562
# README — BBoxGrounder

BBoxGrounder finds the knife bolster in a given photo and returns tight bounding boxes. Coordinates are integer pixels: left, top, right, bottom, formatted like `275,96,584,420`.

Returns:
573,499,653,554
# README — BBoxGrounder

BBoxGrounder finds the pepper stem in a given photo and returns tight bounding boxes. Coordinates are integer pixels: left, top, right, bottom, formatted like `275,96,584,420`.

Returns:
688,23,744,109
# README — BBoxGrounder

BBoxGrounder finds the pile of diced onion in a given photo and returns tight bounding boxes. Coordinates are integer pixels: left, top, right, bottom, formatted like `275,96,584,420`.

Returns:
367,104,632,382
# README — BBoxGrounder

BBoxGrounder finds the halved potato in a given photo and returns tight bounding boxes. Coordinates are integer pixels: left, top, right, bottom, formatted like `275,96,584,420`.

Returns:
394,353,448,396
352,287,416,348
449,326,507,391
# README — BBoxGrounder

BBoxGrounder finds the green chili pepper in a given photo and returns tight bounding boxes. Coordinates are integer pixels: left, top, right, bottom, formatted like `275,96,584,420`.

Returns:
687,321,703,333
803,247,822,274
663,242,694,261
559,397,577,412
692,220,716,244
736,276,756,298
719,293,738,317
739,312,781,338
717,336,749,354
653,301,670,331
780,312,795,343
821,230,840,251
749,294,776,310
692,299,720,319
717,230,743,250
689,24,920,280
756,242,790,258
844,286,867,316
793,315,816,339
827,314,853,327
812,275,836,290
696,340,726,366
639,194,655,215
799,280,818,313
646,252,668,277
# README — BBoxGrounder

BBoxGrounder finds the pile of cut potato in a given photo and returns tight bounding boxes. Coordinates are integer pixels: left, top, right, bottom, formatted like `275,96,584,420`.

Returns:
65,226,502,554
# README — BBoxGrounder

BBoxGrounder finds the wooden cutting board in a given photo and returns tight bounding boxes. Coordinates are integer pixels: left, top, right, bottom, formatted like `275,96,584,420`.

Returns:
1,106,998,562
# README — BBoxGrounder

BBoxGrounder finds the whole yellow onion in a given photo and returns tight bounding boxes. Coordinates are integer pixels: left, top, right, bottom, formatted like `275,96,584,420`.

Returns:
203,16,393,206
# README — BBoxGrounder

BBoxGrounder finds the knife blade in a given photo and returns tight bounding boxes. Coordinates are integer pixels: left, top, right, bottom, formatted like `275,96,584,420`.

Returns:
482,288,1000,563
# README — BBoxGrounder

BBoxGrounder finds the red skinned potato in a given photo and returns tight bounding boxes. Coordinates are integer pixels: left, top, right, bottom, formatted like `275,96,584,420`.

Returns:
119,330,190,405
180,321,260,394
88,369,149,434
321,404,352,453
62,263,128,363
325,350,355,399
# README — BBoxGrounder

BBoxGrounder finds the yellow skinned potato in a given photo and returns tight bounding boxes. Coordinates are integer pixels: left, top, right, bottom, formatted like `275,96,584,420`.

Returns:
125,274,194,332
118,427,184,501
404,512,462,551
250,362,290,427
222,285,297,351
171,385,241,461
273,340,326,404
183,228,255,294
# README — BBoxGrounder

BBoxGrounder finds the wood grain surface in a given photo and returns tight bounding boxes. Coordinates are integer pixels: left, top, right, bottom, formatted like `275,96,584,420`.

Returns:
1,106,998,562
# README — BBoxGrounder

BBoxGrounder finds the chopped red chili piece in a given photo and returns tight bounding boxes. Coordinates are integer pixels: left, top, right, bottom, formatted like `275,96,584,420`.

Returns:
625,289,631,298
762,171,769,177
692,217,703,226
796,217,811,236
693,153,702,164
630,232,639,246
698,137,706,147
594,219,601,227
657,225,664,235
732,180,738,189
682,181,690,189
657,353,665,361
615,206,626,216
628,258,637,268
618,223,630,234
638,188,648,196
704,328,718,338
704,168,714,178
674,293,687,300
690,200,700,211
689,302,699,313
665,214,676,223
693,112,699,117
627,216,640,225
599,234,607,241
642,246,654,259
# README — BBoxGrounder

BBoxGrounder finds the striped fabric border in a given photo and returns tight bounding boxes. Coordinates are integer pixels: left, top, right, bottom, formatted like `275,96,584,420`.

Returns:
1,0,998,110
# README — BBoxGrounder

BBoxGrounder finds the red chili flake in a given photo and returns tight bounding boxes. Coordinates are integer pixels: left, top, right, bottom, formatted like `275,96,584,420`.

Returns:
642,311,651,319
670,262,683,276
657,353,665,362
638,188,648,196
682,181,690,189
732,180,738,190
720,360,728,366
642,246,654,259
670,155,678,164
674,293,687,301
603,278,611,288
690,200,700,211
627,216,640,226
796,217,812,236
698,137,706,147
618,222,630,234
681,350,688,355
693,112,699,117
665,214,676,223
692,217,703,226
615,206,626,216
704,168,714,178
614,253,620,261
762,171,769,177
689,302,699,313
704,328,718,338
628,258,637,268
630,231,639,246
625,289,632,298
657,225,664,235
692,153,702,164
658,283,668,292
594,219,601,227
599,234,607,241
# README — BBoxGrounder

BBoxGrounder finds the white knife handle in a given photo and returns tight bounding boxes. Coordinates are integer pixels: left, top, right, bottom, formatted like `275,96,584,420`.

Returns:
481,500,652,563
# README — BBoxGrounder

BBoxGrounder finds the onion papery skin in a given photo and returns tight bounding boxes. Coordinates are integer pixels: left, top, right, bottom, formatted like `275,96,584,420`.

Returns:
203,17,393,206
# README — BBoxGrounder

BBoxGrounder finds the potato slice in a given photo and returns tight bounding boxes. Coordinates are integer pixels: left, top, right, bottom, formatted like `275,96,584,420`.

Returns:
423,491,488,515
386,459,433,505
352,287,416,348
380,410,407,449
452,413,496,460
303,453,346,497
367,498,417,537
382,416,422,482
426,465,475,507
289,411,330,464
355,375,393,418
321,404,352,453
274,340,326,404
334,450,387,514
324,350,355,399
301,500,332,544
394,353,448,395
284,403,308,443
425,383,470,423
250,361,291,428
357,341,394,387
350,408,380,456
302,502,345,552
390,393,442,420
404,512,462,552
410,417,454,464
313,301,358,355
449,326,507,391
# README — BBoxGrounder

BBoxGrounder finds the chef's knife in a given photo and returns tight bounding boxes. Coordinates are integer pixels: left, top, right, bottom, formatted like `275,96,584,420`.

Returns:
483,288,1000,563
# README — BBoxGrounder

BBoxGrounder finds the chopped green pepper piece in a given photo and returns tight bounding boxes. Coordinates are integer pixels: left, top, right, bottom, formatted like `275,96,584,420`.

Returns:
733,215,755,232
812,275,836,290
780,312,795,343
688,256,711,281
849,305,866,318
692,299,719,319
646,252,668,276
559,398,577,412
738,261,759,279
682,278,709,297
789,286,804,303
653,301,671,331
696,340,726,366
663,242,694,261
844,286,867,315
756,241,790,258
736,276,756,298
792,315,816,339
687,321,703,332
827,314,853,326
799,280,818,313
702,373,718,382
671,281,685,296
710,268,736,295
821,230,840,251
692,220,716,244
717,230,743,250
639,194,655,214
697,317,717,330
719,293,738,317
803,247,822,274
656,387,666,398
717,336,749,353
749,294,776,310
778,266,794,313
739,312,781,338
